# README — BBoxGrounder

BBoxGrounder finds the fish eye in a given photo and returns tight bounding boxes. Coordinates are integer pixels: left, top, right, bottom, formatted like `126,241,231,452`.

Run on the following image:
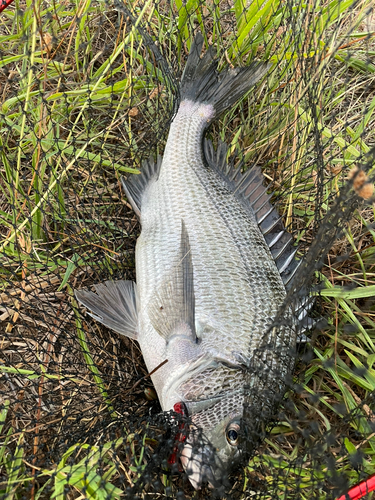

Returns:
226,423,240,446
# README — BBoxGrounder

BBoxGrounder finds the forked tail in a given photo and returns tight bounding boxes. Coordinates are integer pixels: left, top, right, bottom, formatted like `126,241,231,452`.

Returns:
180,32,270,118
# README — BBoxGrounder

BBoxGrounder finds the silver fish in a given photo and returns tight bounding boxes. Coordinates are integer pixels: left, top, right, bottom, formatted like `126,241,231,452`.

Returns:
75,33,302,489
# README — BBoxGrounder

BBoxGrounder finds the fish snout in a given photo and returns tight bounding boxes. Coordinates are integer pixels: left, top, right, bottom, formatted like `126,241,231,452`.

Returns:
180,440,224,490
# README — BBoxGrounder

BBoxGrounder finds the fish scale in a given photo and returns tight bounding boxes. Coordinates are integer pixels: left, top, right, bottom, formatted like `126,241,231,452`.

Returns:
75,33,299,489
137,102,287,397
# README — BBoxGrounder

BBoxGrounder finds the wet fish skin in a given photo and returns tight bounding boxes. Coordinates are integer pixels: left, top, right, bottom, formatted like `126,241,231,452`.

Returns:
75,33,297,489
136,98,289,387
136,98,287,401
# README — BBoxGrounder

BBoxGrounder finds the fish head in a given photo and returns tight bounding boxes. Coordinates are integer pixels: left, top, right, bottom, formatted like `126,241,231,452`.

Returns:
180,395,244,490
175,378,276,489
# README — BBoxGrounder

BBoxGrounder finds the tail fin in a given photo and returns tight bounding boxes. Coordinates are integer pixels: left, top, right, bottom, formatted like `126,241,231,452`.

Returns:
180,33,271,117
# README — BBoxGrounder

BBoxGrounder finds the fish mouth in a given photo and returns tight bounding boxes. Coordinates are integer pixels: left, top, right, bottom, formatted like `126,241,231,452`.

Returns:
167,401,226,489
180,440,223,490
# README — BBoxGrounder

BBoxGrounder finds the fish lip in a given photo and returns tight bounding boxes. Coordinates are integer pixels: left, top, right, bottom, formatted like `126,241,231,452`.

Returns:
180,441,224,490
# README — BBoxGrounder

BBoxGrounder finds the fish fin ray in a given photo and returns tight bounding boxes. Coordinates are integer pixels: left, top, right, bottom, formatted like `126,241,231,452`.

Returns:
294,294,324,334
121,156,162,217
282,259,301,289
75,280,138,340
203,138,302,287
180,32,270,117
148,221,196,343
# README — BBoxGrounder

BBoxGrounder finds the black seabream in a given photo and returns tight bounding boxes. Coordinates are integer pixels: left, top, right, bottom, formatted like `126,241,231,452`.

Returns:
75,33,303,489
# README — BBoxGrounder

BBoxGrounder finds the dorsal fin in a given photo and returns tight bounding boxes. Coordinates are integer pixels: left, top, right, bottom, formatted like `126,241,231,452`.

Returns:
203,138,300,289
121,156,162,218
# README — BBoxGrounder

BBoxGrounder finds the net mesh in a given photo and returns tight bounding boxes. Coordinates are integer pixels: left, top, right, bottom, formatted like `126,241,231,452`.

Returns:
1,0,375,498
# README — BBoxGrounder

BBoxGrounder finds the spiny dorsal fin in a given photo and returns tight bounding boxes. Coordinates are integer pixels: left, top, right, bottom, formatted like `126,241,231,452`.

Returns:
203,138,300,289
148,221,196,343
75,280,138,340
121,156,162,218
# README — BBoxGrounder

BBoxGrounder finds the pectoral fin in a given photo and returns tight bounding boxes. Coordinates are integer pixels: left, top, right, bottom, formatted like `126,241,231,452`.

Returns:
148,221,196,344
75,280,138,340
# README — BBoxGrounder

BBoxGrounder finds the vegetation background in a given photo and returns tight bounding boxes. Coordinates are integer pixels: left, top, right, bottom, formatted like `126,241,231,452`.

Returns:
1,0,375,498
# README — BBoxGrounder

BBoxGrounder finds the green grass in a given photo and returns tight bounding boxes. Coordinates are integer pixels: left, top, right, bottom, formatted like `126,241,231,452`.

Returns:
1,0,375,498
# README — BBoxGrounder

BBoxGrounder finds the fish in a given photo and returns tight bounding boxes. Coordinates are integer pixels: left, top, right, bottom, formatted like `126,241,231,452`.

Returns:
75,33,305,490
